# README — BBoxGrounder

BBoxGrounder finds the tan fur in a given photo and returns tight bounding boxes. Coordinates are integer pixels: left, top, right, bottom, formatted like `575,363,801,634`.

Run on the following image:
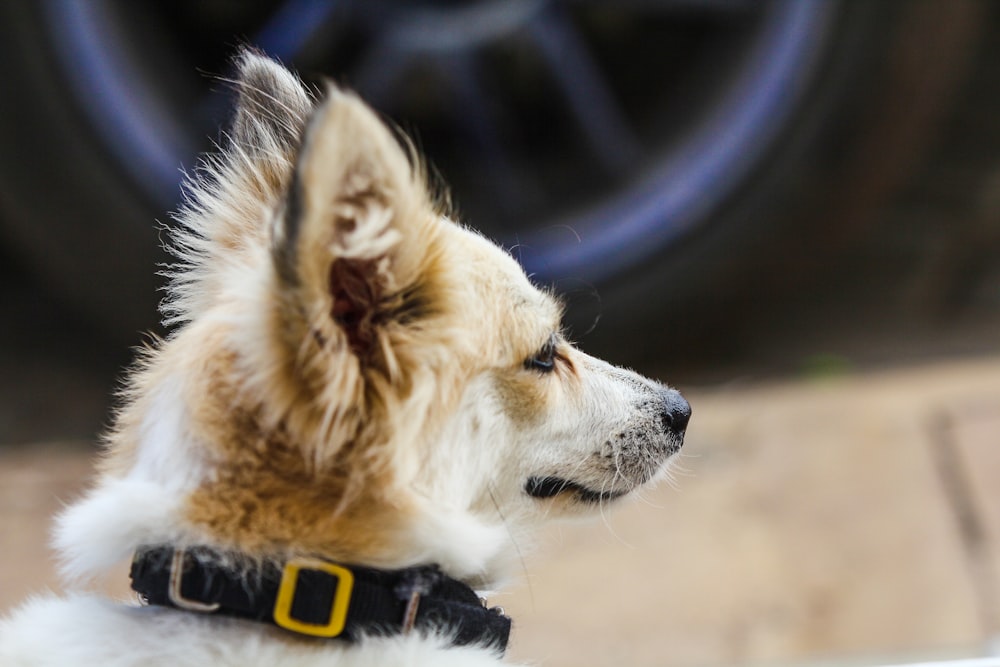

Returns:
93,78,555,568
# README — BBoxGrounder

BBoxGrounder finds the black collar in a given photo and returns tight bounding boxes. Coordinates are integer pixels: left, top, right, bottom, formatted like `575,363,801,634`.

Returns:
129,546,510,653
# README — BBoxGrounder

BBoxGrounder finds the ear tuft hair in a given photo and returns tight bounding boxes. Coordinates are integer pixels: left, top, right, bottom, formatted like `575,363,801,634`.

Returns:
230,49,313,156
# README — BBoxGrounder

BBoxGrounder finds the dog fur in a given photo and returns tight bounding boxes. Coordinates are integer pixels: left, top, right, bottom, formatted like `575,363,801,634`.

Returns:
0,51,689,666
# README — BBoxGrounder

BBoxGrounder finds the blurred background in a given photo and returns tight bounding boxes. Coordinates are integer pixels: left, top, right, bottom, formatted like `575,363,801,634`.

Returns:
1,1,999,665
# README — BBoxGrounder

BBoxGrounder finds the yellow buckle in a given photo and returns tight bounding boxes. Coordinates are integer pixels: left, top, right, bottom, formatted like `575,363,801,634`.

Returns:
273,558,354,638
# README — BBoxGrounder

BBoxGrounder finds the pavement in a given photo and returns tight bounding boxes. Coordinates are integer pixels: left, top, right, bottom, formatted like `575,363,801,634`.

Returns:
2,354,1000,667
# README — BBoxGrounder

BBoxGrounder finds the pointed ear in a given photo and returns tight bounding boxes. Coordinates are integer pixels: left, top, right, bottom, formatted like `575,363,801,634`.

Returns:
230,50,313,157
275,85,437,359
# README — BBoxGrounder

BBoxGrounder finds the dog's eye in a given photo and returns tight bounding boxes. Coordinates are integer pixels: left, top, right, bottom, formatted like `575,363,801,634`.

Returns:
525,335,558,373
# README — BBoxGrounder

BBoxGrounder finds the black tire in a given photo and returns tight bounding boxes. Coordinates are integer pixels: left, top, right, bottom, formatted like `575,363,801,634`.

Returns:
0,1,986,366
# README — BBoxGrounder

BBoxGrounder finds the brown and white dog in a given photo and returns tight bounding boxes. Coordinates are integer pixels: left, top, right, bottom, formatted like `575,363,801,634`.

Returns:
0,52,689,666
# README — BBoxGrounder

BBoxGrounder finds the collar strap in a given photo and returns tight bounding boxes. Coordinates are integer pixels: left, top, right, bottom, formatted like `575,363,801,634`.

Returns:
129,547,510,653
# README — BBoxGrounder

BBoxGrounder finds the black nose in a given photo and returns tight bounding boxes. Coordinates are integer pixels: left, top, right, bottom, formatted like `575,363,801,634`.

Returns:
660,389,691,435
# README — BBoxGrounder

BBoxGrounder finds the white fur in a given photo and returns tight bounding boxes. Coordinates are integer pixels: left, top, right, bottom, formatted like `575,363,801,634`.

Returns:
53,480,184,585
130,374,208,494
54,373,208,583
0,595,513,667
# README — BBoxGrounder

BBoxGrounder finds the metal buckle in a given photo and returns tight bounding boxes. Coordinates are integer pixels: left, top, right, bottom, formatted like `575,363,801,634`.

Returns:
401,590,421,634
273,558,354,638
168,548,221,613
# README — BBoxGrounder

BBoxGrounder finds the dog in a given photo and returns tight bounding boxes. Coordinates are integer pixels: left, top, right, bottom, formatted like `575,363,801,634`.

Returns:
0,51,690,666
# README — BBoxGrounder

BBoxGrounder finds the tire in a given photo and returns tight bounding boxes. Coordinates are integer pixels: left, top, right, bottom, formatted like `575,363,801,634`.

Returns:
0,1,985,365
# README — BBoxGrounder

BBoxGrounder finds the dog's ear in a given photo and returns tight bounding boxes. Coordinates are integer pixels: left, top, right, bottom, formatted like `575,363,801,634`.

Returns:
230,50,313,159
274,84,438,364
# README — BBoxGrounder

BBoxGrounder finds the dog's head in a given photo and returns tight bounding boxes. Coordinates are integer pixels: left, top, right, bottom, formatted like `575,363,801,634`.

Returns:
57,52,689,587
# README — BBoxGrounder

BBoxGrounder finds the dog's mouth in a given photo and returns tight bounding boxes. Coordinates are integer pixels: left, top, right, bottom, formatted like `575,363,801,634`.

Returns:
525,476,629,504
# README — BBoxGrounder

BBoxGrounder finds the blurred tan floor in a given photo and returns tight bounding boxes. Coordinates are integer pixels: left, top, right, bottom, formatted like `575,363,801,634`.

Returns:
2,356,1000,667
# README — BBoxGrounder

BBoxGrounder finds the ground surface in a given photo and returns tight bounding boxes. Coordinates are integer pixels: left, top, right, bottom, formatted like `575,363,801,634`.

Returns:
3,354,999,667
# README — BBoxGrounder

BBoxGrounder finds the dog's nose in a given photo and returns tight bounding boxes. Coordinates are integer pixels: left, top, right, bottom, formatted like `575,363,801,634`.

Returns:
660,389,691,435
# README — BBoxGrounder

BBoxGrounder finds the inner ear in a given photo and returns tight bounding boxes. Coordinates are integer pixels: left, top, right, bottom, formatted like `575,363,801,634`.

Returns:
329,258,384,356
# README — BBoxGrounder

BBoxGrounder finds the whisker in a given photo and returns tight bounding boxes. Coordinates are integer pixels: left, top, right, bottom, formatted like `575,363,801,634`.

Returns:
488,486,534,607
